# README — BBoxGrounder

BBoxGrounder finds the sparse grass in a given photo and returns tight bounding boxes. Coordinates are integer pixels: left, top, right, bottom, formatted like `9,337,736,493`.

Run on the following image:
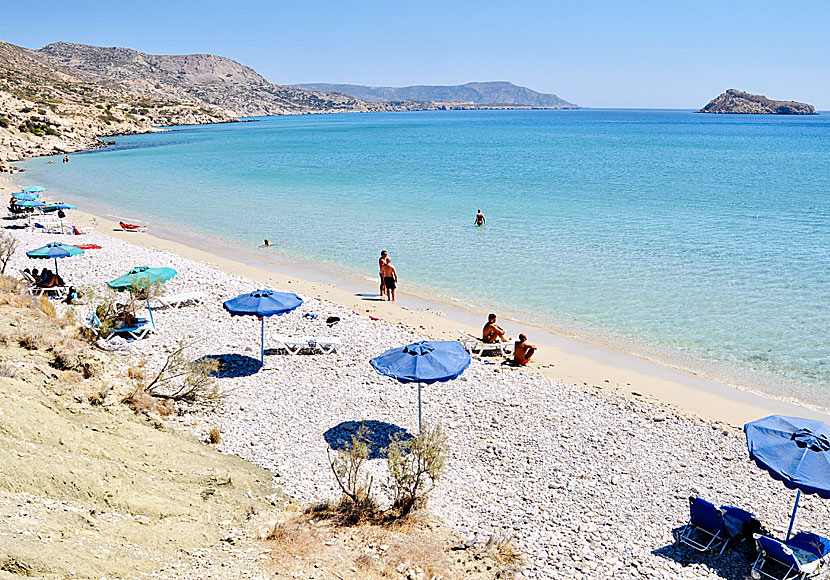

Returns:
38,295,56,317
18,328,44,350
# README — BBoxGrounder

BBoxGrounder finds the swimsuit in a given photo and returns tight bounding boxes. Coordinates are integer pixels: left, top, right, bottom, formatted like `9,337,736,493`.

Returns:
384,276,396,290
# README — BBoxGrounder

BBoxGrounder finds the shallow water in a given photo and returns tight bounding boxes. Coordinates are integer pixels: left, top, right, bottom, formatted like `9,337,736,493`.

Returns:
19,109,830,404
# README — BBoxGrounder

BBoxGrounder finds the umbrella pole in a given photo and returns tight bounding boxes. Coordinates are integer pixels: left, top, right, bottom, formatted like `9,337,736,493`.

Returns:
418,382,422,434
54,257,59,277
786,489,801,540
147,298,155,330
260,318,265,367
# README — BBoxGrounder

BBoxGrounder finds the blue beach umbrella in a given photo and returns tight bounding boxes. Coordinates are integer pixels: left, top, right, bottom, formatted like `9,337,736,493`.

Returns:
11,192,39,201
21,186,46,193
26,242,84,277
13,200,45,208
371,340,471,432
745,415,830,539
223,290,303,366
108,266,177,330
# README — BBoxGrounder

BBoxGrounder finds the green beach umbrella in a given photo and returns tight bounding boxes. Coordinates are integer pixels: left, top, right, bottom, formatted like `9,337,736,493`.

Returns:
43,203,78,233
107,266,177,329
26,242,84,277
12,200,45,208
21,186,46,193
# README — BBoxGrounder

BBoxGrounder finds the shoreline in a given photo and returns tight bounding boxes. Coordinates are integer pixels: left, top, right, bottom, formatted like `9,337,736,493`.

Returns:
5,172,828,425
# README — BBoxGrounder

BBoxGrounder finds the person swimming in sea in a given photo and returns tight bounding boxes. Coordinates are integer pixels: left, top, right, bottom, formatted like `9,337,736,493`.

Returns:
475,209,485,226
263,239,271,247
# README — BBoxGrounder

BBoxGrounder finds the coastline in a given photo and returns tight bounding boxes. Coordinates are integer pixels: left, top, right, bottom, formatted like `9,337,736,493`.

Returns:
5,172,828,425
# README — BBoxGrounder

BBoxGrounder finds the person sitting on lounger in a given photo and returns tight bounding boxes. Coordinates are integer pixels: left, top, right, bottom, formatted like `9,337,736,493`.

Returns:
512,334,536,365
483,313,507,343
113,305,138,328
38,271,64,288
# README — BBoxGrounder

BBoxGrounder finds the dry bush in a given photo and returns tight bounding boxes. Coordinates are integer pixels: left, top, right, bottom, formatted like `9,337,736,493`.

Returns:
0,233,17,275
208,427,221,445
484,534,524,566
17,328,45,350
327,425,378,525
37,295,56,317
0,273,26,294
386,423,448,517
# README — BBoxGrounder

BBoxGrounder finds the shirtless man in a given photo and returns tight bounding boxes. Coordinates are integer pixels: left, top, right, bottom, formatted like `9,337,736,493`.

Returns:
378,250,388,298
380,257,398,302
513,334,536,365
482,313,507,343
474,209,485,226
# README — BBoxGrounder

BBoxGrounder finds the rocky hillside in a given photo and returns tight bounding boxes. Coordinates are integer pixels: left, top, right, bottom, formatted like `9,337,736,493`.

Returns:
295,81,578,108
36,42,384,117
699,89,817,114
0,40,235,167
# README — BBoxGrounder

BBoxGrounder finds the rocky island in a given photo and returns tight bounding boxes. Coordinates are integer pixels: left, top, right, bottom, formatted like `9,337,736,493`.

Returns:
699,89,817,114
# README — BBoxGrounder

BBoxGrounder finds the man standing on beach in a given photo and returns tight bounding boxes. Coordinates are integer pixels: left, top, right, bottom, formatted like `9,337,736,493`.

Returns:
379,250,388,298
475,209,485,226
381,257,397,302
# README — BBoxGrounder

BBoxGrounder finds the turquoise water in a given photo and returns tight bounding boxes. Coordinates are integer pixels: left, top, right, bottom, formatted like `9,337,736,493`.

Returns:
19,109,830,404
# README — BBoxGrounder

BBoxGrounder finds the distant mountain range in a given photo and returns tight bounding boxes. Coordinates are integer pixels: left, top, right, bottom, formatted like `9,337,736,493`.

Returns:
294,81,578,108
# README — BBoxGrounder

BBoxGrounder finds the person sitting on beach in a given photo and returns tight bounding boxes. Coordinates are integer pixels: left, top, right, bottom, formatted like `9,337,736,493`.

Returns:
378,250,388,298
381,256,397,302
475,209,485,226
113,305,138,328
38,271,64,288
512,334,536,365
482,313,507,343
38,268,54,284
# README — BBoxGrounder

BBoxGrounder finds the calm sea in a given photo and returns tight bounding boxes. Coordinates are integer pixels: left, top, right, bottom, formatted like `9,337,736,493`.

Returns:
19,109,830,406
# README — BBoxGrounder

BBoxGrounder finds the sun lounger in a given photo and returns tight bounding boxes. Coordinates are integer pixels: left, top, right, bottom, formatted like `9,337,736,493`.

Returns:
87,312,151,341
752,532,830,580
28,283,68,299
71,225,94,235
272,335,342,355
675,497,728,554
119,221,147,232
457,329,514,358
149,291,205,309
676,497,761,556
20,270,38,285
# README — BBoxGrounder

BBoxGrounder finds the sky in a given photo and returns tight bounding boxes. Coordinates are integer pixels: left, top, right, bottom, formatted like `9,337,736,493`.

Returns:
3,0,828,109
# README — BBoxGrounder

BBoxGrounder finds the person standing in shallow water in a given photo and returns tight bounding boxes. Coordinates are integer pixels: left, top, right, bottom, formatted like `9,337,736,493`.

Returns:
381,257,398,302
378,250,388,298
475,209,485,226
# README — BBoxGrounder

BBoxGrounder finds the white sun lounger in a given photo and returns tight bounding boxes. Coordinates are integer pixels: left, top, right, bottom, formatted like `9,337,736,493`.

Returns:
272,335,342,355
149,291,205,309
457,329,514,358
29,284,69,299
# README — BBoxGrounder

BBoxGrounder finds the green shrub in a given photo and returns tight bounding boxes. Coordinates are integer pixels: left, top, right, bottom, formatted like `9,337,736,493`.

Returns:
385,423,448,516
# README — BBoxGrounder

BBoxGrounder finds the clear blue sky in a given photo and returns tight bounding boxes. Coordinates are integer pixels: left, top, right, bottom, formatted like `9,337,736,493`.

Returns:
4,0,828,109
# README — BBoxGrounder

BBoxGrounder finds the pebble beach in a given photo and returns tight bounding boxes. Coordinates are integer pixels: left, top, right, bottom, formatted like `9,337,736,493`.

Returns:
5,196,830,580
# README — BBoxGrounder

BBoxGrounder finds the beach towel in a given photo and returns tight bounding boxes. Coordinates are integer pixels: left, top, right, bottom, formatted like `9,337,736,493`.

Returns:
74,244,102,250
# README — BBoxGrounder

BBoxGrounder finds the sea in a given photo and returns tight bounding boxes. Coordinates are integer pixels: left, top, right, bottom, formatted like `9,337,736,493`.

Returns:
18,109,830,408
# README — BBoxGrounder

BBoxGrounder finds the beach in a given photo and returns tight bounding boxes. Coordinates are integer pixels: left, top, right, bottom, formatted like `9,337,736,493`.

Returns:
5,174,830,579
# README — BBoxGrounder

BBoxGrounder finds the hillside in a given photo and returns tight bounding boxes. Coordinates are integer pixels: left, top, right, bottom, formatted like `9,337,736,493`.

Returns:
0,40,235,166
36,42,384,117
294,81,578,108
698,89,817,114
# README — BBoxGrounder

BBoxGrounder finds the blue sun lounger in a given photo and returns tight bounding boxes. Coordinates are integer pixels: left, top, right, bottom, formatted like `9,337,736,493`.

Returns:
752,532,830,580
676,497,728,553
676,497,759,555
87,312,151,341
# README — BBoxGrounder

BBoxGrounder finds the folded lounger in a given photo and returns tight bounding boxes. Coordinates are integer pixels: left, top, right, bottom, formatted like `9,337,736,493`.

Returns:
149,291,205,309
272,335,342,355
87,313,151,341
752,532,830,580
457,329,514,358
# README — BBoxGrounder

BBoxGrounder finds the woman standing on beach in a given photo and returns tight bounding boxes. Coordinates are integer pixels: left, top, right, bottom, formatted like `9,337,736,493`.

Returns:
379,250,388,298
